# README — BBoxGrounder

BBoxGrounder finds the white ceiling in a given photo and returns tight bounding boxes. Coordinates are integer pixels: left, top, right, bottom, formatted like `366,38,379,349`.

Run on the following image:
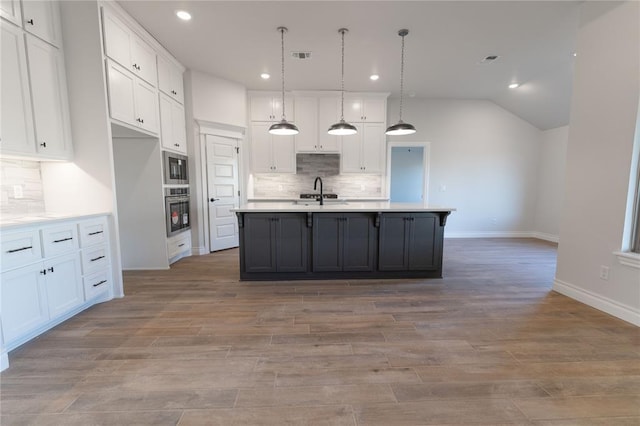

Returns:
118,1,581,130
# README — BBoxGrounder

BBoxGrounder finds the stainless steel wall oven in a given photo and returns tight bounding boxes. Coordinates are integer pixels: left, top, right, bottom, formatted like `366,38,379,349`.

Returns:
165,187,191,236
163,151,189,185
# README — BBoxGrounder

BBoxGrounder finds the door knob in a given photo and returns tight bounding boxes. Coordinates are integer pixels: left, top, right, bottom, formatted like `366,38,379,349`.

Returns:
210,198,220,202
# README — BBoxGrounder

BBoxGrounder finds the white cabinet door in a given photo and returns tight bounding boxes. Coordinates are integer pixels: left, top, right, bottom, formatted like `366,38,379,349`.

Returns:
343,97,386,122
26,34,72,159
106,60,136,126
250,96,293,121
43,252,83,319
294,97,318,152
318,97,340,152
102,8,133,71
131,34,156,86
21,0,61,47
251,123,273,173
0,0,21,26
0,21,36,155
157,55,184,104
134,77,159,134
271,135,296,173
361,122,385,173
1,263,48,344
340,125,362,173
159,93,186,154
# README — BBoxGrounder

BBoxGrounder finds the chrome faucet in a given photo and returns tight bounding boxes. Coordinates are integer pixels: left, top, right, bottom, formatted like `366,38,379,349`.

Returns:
314,176,324,205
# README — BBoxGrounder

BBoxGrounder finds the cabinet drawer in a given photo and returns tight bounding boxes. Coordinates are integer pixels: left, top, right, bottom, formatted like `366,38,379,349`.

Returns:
83,269,111,300
78,217,108,248
41,224,78,257
81,245,110,275
0,229,42,271
167,232,191,258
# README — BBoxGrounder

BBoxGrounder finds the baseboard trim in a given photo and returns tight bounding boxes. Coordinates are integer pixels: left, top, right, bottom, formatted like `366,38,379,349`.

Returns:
192,246,208,256
445,231,559,243
553,279,640,326
1,352,8,372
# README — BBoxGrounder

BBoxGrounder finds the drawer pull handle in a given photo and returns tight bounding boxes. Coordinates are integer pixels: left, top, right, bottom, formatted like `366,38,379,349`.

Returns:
88,231,103,236
53,237,73,243
178,243,185,247
90,255,105,262
92,280,107,287
7,246,33,253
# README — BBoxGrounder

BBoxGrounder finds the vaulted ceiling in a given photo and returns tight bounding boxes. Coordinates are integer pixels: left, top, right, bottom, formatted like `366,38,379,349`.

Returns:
119,1,581,130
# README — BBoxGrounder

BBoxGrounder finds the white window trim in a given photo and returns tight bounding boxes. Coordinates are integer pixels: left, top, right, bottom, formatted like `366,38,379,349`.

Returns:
614,251,640,269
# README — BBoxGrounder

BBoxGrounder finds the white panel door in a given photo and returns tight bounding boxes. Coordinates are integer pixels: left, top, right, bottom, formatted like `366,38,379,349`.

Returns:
26,34,71,159
1,21,35,155
21,0,61,47
1,263,49,344
206,135,240,252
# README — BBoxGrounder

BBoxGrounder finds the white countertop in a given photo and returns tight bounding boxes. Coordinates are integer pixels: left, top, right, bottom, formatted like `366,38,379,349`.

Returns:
233,202,455,213
0,212,111,230
247,197,390,202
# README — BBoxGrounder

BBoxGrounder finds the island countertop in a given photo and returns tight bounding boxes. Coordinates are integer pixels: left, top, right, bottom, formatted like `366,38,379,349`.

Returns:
233,202,456,213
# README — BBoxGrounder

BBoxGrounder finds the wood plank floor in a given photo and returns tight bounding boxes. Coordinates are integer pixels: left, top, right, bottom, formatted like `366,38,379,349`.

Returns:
2,238,639,425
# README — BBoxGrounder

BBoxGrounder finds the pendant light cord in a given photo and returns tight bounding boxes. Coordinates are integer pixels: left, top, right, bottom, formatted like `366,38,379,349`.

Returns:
280,27,286,120
340,29,346,121
399,32,405,122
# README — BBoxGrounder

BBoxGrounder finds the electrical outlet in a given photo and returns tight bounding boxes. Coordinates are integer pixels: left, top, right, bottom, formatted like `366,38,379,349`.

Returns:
599,265,610,280
13,185,23,199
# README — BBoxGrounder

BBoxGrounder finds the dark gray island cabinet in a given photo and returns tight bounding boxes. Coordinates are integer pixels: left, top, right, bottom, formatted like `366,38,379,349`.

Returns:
235,204,453,281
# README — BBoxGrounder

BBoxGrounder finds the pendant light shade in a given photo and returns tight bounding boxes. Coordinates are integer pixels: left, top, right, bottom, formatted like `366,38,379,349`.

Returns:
386,29,416,136
328,28,357,136
269,27,298,136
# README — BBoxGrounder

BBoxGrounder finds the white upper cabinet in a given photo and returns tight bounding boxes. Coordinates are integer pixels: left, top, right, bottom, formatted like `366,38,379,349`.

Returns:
343,97,386,123
159,93,187,154
0,0,21,26
106,60,158,135
102,8,157,86
341,122,385,174
1,21,35,155
157,55,184,104
250,122,295,173
250,95,294,122
293,97,318,153
26,34,73,159
317,97,341,153
21,0,62,47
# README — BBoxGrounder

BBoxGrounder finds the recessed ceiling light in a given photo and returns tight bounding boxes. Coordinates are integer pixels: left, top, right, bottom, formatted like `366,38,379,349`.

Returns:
370,74,379,81
176,10,191,21
260,73,270,80
572,52,578,57
508,83,520,89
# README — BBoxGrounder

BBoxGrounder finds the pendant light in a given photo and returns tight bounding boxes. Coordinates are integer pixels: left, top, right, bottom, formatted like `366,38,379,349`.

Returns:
269,27,299,136
328,28,357,136
386,29,416,136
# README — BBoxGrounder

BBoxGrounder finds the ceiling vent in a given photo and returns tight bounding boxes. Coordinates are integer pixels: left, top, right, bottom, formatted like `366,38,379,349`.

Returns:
291,51,312,59
480,55,500,63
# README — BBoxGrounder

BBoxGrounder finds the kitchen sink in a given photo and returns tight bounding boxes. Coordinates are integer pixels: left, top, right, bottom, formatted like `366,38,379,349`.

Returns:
293,200,349,206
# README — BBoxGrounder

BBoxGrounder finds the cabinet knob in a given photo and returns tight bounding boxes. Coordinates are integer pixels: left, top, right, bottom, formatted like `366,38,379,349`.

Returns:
40,269,46,275
48,267,54,273
26,19,34,25
174,143,180,147
209,198,220,202
40,142,47,148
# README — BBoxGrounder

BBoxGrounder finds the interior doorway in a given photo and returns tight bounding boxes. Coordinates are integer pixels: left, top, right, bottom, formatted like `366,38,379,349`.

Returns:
387,142,430,203
205,135,240,252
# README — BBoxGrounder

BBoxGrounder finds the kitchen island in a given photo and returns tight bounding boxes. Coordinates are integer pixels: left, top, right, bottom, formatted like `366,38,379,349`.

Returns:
234,202,455,281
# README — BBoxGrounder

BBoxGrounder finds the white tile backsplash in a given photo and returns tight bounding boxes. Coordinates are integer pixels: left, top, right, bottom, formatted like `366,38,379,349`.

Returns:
253,154,383,198
0,159,45,217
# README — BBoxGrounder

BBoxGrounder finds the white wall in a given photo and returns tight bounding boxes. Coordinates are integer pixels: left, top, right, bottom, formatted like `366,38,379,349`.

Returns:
533,126,569,241
387,98,542,237
554,1,640,325
184,70,247,254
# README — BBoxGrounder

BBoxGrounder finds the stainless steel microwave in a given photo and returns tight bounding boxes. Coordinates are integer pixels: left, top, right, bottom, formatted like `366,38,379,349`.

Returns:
163,151,188,185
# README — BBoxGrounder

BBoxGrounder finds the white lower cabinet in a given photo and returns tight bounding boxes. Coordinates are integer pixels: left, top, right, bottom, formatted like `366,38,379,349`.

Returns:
167,231,191,264
0,215,113,370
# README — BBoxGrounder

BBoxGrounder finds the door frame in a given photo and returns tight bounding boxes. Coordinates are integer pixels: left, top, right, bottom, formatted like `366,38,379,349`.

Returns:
385,141,431,203
197,120,246,254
